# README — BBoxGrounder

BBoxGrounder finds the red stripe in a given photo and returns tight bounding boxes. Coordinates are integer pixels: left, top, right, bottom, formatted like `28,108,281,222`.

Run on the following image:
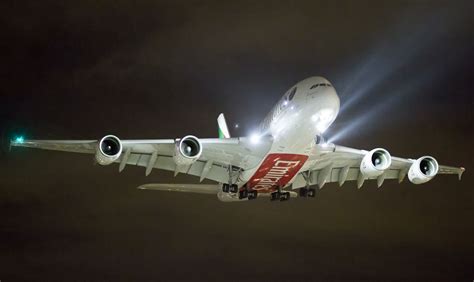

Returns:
246,153,308,193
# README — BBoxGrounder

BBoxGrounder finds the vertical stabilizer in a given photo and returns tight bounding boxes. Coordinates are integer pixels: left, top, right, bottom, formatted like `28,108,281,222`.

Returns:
217,113,231,139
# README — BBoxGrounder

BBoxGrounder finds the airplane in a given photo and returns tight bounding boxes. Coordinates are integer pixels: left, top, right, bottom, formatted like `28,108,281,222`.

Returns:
9,76,465,202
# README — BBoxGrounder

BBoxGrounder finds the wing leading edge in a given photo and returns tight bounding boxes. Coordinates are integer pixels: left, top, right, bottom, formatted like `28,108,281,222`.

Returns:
10,136,272,184
293,144,465,189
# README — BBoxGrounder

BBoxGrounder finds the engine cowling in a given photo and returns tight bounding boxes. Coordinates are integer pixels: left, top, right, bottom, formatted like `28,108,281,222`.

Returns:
360,148,392,178
96,135,122,165
173,135,202,166
408,156,439,184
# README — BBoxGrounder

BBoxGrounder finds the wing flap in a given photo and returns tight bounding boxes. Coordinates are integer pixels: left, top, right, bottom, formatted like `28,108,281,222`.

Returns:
120,153,229,183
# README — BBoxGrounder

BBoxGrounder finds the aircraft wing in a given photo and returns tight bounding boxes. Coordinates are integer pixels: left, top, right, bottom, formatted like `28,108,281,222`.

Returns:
138,183,220,194
10,136,272,184
292,144,465,189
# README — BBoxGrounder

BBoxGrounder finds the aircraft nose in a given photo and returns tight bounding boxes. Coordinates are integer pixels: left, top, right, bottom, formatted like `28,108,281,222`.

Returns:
326,88,340,113
306,87,340,112
305,87,340,134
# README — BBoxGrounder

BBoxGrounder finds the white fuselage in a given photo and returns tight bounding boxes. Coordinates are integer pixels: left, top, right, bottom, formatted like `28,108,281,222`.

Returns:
239,76,340,192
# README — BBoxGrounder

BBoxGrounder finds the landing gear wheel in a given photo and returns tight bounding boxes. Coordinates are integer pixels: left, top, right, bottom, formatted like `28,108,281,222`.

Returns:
270,191,280,201
247,190,258,200
280,192,290,201
229,184,238,193
222,184,230,193
307,188,316,198
299,188,308,197
239,189,248,199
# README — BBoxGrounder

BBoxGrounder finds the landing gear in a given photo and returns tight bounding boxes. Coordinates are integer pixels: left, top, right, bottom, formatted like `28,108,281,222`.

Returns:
299,187,308,197
239,187,258,200
280,191,290,201
223,183,238,193
247,190,258,200
270,189,290,202
222,183,230,193
222,164,239,194
230,184,238,193
299,186,316,198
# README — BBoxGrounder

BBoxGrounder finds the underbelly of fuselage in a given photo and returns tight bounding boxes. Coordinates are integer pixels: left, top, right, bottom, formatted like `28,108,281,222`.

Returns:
244,153,309,193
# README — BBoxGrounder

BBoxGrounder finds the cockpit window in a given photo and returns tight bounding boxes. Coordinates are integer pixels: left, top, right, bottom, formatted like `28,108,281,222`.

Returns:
310,83,331,89
288,87,297,100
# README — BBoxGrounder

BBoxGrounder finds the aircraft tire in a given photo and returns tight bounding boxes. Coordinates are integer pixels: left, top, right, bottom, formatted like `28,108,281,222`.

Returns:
229,184,238,193
222,184,230,193
280,192,290,201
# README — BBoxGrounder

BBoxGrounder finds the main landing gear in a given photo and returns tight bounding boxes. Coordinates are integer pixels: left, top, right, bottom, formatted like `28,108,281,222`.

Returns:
222,164,239,194
270,187,290,202
222,183,258,201
238,188,258,200
222,183,238,193
298,186,316,198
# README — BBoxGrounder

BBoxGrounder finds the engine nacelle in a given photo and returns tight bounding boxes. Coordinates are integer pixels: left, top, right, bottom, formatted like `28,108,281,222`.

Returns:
408,156,439,184
173,135,202,166
360,148,392,178
96,135,123,165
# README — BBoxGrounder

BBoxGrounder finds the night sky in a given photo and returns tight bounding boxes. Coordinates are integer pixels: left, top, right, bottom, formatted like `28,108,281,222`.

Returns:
1,1,473,281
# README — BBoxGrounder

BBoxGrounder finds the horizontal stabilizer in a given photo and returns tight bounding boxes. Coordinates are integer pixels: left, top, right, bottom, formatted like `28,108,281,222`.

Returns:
138,183,219,194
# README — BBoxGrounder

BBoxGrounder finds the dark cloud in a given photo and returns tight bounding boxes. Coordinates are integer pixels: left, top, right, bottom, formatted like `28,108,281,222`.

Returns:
1,1,473,281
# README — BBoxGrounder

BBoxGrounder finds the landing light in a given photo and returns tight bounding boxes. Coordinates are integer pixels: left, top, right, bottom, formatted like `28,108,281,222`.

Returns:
250,133,261,144
316,122,330,133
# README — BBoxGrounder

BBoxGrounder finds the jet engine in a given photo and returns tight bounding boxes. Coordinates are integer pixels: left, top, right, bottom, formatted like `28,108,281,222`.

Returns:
408,156,439,184
96,135,123,165
360,148,392,178
173,135,202,166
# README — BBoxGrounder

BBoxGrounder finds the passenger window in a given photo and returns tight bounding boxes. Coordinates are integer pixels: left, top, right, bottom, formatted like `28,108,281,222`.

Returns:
288,87,297,100
310,84,318,89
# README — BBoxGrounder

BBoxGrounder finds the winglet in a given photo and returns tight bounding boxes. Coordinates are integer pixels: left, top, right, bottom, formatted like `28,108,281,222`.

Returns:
217,113,231,139
458,167,465,181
